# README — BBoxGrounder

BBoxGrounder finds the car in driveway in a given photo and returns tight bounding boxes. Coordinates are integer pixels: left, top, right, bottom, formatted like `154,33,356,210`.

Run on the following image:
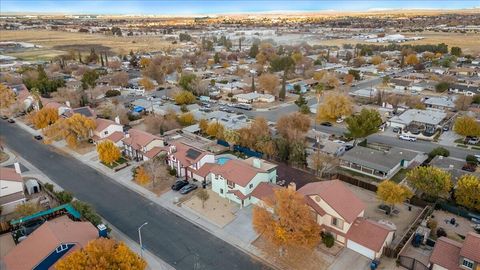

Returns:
1,115,8,120
399,135,417,142
392,127,400,133
7,119,15,123
34,135,43,140
467,137,479,145
179,183,197,194
171,180,189,191
320,122,332,127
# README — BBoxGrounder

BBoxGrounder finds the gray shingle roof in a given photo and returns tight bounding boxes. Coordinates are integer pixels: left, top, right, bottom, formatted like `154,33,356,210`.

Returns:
341,146,418,172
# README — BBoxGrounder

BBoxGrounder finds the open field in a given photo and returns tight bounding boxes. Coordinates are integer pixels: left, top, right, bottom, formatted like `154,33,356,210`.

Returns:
0,30,176,60
312,31,480,55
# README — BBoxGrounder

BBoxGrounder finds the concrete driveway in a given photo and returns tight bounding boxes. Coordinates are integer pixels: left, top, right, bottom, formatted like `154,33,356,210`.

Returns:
328,248,371,270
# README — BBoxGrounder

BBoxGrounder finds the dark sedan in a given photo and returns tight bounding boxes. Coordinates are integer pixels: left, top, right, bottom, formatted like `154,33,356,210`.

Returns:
171,180,189,191
179,183,198,194
320,122,332,127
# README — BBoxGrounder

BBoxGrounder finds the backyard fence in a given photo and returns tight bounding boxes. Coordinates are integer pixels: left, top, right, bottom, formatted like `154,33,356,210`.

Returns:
435,200,480,221
397,255,429,270
336,173,378,192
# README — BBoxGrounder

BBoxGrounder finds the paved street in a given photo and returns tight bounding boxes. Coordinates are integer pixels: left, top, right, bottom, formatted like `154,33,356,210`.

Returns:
0,121,268,270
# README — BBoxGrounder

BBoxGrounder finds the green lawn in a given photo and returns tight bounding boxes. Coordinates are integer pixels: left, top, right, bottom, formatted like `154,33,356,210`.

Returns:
457,144,468,148
101,157,128,169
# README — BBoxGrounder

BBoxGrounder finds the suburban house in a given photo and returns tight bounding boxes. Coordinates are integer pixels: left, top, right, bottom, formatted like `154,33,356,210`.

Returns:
91,117,124,146
429,232,480,270
449,83,480,96
167,142,215,180
63,106,97,118
209,158,277,207
298,180,395,259
0,165,26,215
3,217,99,270
339,146,421,179
234,92,275,103
388,109,447,130
122,129,165,161
430,156,480,183
423,96,456,111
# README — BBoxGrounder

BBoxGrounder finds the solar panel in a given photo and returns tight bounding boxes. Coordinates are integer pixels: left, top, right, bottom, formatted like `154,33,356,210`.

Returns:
186,148,201,160
74,107,93,117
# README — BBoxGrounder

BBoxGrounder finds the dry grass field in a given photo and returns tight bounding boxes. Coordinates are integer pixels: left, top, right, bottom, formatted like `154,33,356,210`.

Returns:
312,31,480,55
0,30,176,60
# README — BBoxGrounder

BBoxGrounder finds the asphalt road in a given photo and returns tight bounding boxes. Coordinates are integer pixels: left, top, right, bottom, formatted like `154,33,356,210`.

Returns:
0,121,268,270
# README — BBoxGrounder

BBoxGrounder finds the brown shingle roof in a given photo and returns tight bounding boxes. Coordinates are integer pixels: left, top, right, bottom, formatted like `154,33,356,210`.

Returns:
211,159,263,187
0,167,22,182
3,219,98,270
123,129,161,150
430,237,462,270
346,218,394,252
95,118,116,133
460,232,480,263
193,163,218,178
251,182,279,201
297,180,365,223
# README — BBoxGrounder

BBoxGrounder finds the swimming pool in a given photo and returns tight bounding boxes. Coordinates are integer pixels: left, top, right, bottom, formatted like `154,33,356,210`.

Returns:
216,157,231,165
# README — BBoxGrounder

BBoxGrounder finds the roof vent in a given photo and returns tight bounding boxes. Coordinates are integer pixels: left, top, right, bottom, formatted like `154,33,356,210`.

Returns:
253,158,262,168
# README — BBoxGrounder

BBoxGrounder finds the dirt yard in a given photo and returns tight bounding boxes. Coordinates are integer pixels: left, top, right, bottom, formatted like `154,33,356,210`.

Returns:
0,30,176,60
134,164,176,196
432,210,476,242
182,189,237,228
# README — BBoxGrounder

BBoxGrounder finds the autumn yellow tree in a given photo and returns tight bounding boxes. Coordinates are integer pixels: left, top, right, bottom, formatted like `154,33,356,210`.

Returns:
97,140,121,166
198,118,209,134
407,166,452,198
276,112,311,142
206,121,224,139
371,55,383,65
0,83,16,112
29,107,59,129
405,54,419,65
174,90,196,105
252,188,321,250
55,238,146,270
44,113,96,148
139,76,155,91
134,166,151,185
454,116,480,137
177,112,195,126
258,73,279,95
316,92,353,121
377,180,413,212
454,174,480,211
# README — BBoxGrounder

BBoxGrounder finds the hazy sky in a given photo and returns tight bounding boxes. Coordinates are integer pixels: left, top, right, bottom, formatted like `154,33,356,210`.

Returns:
1,1,478,14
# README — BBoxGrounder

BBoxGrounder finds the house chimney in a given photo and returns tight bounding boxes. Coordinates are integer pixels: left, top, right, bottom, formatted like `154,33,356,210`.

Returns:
288,181,296,191
114,116,120,125
66,101,71,108
14,162,21,174
252,158,262,168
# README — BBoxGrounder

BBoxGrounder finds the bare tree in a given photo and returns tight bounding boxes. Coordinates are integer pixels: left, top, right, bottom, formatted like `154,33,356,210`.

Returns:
310,150,339,177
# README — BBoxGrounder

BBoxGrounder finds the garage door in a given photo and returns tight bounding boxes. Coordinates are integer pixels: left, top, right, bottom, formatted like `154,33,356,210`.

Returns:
346,240,375,259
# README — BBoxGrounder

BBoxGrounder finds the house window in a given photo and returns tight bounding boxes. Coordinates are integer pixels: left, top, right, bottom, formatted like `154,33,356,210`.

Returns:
462,259,474,269
56,244,70,253
227,180,235,188
249,183,253,189
220,188,223,194
331,217,338,226
104,131,108,135
331,217,344,229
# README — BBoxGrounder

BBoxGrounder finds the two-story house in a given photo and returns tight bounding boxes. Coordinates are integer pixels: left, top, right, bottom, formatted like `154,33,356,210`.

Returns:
167,142,215,181
3,218,99,270
122,129,165,161
298,180,395,259
429,232,480,270
209,158,277,207
0,165,25,215
91,117,124,147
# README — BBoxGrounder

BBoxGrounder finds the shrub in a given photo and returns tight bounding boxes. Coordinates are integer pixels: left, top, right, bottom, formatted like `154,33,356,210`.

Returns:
427,219,437,231
105,89,121,97
72,200,102,226
44,183,54,192
436,227,447,238
227,92,233,98
168,167,177,176
55,191,73,204
358,139,367,147
428,147,450,159
321,232,335,248
466,155,479,165
180,104,188,113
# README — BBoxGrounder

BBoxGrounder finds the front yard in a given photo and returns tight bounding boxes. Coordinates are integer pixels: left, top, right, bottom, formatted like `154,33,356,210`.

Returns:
101,157,128,169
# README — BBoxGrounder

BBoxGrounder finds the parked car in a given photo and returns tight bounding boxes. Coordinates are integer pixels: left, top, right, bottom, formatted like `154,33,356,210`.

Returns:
1,115,8,120
320,122,332,127
344,144,354,151
462,163,477,172
392,127,400,133
475,155,480,163
179,183,198,194
399,135,417,142
7,119,15,123
34,135,43,140
442,126,449,132
171,180,189,191
467,137,479,145
335,118,344,123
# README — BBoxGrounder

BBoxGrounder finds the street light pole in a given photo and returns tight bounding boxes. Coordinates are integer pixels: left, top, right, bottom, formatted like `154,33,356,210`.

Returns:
138,222,148,258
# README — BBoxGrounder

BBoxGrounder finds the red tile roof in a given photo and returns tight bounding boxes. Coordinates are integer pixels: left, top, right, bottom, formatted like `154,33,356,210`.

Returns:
211,159,263,187
251,182,279,201
123,129,162,150
297,180,365,223
430,237,463,270
144,146,166,159
0,167,22,182
347,218,394,252
193,163,218,178
169,142,211,167
95,118,116,132
105,131,124,143
460,232,480,263
304,195,326,216
227,189,249,200
3,219,98,270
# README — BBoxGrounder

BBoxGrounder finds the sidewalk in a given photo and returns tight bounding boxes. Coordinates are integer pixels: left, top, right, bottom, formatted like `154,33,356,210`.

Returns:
13,120,279,270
